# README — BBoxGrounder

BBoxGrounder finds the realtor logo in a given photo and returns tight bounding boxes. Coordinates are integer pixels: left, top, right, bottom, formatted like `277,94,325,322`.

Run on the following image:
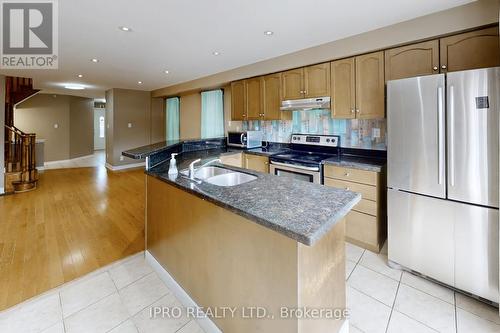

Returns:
1,0,58,69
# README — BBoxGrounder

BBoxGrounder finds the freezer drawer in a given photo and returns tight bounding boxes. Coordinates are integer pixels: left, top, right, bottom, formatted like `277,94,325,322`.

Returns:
387,74,446,198
447,68,499,208
388,189,454,286
455,204,499,302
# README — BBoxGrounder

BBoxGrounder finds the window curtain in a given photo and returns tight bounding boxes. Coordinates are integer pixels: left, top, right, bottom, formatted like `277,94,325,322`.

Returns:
166,97,180,141
201,90,224,138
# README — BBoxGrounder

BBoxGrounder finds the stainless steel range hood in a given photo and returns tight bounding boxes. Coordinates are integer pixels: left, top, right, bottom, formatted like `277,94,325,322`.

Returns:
280,97,330,111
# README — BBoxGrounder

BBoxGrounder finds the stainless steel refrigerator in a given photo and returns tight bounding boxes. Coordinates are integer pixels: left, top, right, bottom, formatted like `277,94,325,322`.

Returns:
387,67,500,303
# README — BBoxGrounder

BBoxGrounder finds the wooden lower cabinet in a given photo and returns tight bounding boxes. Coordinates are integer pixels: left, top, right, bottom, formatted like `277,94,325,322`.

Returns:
220,152,243,168
324,165,386,252
244,153,269,173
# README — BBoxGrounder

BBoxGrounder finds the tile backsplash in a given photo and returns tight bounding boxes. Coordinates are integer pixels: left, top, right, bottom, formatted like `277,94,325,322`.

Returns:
228,110,387,150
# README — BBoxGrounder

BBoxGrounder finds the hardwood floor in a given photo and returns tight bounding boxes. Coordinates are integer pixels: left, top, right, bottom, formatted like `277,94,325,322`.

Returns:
0,166,145,311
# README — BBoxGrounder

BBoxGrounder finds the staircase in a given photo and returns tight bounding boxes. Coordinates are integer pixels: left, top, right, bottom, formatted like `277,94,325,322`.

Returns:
4,77,40,193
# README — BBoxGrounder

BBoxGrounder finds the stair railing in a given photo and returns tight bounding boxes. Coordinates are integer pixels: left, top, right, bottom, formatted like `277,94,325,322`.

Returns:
4,125,37,183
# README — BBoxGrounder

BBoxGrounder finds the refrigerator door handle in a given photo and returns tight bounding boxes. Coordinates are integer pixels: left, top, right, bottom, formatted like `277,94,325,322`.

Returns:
449,85,455,187
438,86,444,185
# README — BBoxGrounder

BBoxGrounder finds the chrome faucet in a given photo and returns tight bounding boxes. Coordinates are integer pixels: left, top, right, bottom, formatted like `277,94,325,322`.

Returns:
188,158,221,179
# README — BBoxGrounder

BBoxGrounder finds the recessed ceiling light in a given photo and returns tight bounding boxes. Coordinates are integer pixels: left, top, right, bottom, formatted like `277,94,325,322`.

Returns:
138,81,143,84
212,51,220,56
118,26,132,32
164,70,169,74
65,84,85,90
264,30,274,36
77,74,83,78
91,58,99,63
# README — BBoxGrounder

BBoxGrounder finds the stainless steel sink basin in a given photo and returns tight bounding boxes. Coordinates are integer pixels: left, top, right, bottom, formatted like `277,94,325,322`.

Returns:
181,166,232,180
181,166,257,186
205,172,257,187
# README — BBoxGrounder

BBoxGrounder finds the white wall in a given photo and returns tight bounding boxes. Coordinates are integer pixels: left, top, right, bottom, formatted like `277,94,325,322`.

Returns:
93,108,105,150
0,75,5,194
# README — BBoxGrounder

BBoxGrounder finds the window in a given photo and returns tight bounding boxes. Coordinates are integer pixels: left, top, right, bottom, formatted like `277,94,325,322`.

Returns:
99,116,105,138
201,90,224,139
166,97,180,141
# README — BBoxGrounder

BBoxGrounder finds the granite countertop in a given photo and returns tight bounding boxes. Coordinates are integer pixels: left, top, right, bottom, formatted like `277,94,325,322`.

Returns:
122,137,226,159
147,149,361,246
323,156,386,172
226,146,290,157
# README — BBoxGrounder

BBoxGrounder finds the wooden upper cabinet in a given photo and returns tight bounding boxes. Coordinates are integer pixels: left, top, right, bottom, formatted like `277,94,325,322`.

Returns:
231,80,246,121
385,40,439,81
440,27,500,73
304,63,330,97
331,58,355,119
281,68,304,100
262,73,290,121
355,51,385,119
245,77,262,120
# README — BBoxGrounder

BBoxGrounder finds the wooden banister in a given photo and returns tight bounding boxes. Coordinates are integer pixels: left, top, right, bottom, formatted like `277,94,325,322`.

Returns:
4,125,38,191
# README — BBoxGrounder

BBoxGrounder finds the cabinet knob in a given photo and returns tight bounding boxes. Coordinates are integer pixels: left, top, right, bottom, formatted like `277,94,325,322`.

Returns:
355,109,360,113
344,173,350,177
350,109,355,113
433,66,438,71
345,187,350,191
441,65,447,69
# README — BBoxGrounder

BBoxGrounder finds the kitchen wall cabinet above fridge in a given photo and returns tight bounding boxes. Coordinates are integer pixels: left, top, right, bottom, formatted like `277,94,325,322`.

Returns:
385,26,500,81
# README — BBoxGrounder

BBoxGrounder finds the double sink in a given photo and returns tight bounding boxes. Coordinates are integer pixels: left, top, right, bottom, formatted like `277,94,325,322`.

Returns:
181,166,257,187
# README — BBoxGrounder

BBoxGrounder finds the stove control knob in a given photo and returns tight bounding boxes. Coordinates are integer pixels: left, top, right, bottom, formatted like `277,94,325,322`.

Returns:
326,138,330,143
292,136,296,140
297,137,301,141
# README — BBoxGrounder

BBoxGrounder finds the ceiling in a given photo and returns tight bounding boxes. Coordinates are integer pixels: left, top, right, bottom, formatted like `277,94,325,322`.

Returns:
0,0,474,99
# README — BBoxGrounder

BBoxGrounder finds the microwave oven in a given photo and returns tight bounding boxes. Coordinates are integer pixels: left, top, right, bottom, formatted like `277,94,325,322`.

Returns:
227,131,263,149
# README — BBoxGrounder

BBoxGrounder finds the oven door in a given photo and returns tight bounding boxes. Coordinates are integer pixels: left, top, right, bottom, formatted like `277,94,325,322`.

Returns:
269,161,320,184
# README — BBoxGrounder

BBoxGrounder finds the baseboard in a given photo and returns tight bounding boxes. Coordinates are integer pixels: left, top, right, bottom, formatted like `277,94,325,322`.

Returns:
44,154,96,166
105,162,145,171
145,251,221,333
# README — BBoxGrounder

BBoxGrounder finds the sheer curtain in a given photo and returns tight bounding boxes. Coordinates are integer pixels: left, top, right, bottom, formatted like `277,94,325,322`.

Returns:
166,97,180,141
201,90,224,138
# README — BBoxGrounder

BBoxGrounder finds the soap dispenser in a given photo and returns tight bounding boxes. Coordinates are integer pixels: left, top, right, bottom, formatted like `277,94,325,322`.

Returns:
168,153,179,176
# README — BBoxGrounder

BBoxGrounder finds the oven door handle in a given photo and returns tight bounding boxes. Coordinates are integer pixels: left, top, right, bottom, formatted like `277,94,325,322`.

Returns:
270,161,319,172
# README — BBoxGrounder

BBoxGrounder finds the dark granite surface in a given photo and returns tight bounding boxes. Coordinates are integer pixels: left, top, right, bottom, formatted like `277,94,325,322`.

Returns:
147,149,361,246
122,137,226,160
323,156,386,172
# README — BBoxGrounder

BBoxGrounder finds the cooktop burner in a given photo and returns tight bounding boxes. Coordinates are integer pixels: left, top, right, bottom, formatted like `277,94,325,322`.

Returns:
270,134,341,167
272,151,336,164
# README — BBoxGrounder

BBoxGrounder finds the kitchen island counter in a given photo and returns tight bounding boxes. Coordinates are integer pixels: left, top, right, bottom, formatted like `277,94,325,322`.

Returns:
147,149,361,246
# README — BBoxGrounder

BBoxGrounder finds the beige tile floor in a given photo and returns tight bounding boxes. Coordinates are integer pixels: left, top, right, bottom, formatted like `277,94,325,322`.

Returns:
43,150,106,170
1,245,499,333
0,252,204,333
346,242,500,333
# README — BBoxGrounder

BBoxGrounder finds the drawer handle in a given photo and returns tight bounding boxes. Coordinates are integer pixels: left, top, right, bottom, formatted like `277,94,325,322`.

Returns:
345,187,350,191
344,173,350,177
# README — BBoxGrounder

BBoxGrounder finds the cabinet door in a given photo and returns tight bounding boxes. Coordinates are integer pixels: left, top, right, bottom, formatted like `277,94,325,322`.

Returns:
304,63,330,98
244,154,269,173
245,77,262,120
262,73,290,120
384,40,439,81
231,81,246,121
440,27,500,73
331,58,355,119
281,68,304,100
355,51,385,119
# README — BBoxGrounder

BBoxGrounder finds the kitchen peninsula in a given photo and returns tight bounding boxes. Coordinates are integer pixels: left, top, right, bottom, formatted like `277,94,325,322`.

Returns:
123,139,361,333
